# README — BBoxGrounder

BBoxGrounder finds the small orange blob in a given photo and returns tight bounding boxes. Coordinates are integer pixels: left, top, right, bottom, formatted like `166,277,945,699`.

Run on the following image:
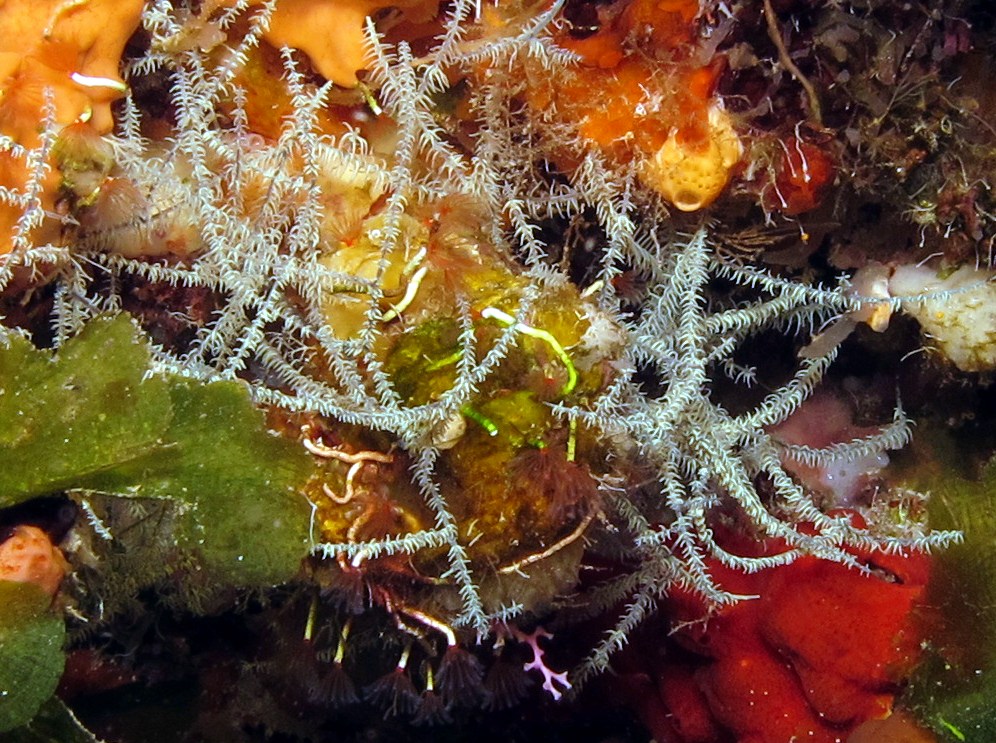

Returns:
0,525,70,598
848,708,938,743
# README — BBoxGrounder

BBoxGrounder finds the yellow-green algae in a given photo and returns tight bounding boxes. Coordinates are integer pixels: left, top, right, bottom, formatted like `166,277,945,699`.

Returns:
309,219,616,614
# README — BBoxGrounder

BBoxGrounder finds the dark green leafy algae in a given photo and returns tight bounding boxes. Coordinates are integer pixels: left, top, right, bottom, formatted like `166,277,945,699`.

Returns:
0,315,312,587
0,315,171,501
80,376,312,586
4,698,101,743
0,315,314,734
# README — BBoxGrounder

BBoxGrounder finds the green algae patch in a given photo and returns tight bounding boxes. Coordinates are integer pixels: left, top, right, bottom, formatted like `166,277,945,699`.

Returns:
0,582,65,734
84,377,313,586
0,314,315,738
0,314,313,587
5,698,105,743
0,316,171,503
896,431,996,741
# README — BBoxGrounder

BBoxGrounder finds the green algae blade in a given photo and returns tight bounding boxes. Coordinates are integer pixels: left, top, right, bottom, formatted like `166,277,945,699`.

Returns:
0,314,312,588
0,316,172,504
83,377,313,586
7,698,105,743
0,582,66,734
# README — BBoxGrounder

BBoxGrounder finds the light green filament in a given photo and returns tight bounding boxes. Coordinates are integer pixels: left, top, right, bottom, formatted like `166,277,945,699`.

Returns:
481,306,578,397
460,404,498,436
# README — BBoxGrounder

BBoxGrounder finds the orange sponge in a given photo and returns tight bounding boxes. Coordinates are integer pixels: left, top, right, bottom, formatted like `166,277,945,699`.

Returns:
0,0,143,139
0,525,70,598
